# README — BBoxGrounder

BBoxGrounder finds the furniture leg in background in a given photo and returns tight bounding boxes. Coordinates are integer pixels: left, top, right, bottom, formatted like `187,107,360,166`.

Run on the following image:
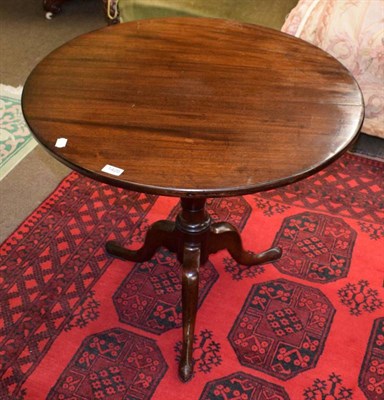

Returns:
43,0,119,23
43,0,68,19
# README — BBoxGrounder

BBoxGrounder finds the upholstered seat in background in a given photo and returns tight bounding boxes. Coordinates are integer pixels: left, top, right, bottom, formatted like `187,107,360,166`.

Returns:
282,0,383,139
116,0,299,30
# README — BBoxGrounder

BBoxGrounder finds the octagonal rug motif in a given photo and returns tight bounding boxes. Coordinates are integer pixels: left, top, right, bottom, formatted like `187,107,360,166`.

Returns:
47,328,167,399
359,317,384,399
199,371,289,399
228,279,335,380
272,212,356,283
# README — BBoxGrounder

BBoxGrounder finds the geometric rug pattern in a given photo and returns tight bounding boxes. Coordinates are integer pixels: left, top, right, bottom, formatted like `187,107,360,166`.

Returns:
228,279,335,380
0,85,37,180
0,173,158,398
199,371,290,399
272,212,356,283
0,153,383,399
47,328,168,399
359,317,384,400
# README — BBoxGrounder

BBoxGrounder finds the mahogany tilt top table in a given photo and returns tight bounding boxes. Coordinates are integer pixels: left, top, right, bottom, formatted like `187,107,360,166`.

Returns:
22,17,364,382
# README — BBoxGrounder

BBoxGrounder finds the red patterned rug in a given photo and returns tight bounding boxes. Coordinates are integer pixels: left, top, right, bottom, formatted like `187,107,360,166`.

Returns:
1,153,383,400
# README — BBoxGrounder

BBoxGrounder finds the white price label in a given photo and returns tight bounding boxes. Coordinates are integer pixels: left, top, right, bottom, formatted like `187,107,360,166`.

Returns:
55,138,67,148
101,164,124,176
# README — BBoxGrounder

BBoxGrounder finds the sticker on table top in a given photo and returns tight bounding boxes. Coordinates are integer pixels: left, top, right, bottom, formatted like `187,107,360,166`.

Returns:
101,164,124,176
55,138,67,148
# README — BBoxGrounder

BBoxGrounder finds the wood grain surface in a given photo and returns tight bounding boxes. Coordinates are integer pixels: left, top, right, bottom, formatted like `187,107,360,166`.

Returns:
22,17,364,197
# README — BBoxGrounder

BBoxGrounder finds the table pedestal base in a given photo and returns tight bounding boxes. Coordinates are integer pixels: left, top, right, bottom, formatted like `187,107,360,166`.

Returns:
106,197,281,382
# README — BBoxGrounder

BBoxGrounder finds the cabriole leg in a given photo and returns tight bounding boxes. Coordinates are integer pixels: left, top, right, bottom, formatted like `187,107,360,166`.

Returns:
208,222,281,265
106,220,177,262
178,244,201,382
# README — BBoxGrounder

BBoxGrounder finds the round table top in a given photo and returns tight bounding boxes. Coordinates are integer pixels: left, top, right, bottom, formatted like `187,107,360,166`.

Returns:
22,17,364,197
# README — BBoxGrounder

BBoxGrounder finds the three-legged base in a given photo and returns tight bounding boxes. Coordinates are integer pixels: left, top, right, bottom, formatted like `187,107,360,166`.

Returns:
106,197,281,382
